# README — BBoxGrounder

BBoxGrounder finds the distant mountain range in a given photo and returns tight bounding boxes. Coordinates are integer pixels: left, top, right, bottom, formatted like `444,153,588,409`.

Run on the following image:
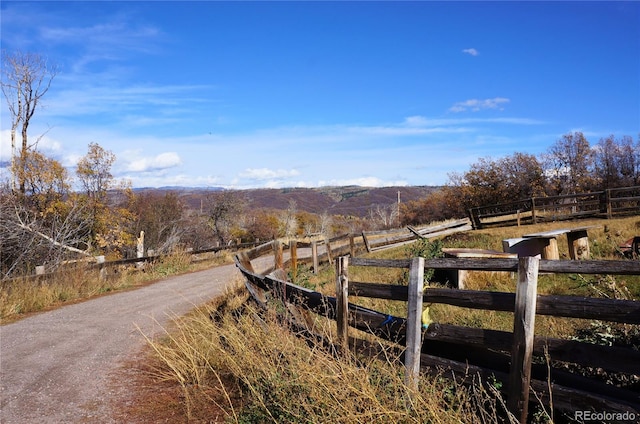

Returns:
133,186,441,217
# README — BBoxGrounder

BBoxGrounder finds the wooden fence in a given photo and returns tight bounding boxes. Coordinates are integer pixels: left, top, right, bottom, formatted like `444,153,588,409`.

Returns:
2,218,472,283
235,243,640,423
468,185,640,229
0,240,261,285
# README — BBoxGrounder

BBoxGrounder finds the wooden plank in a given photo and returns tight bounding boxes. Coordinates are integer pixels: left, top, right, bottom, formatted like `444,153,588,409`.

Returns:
407,225,426,239
414,218,471,235
327,233,352,243
369,233,415,249
404,257,424,390
536,294,640,323
246,240,275,260
234,251,255,274
349,257,412,268
349,283,640,324
336,257,349,349
538,258,640,275
424,323,640,375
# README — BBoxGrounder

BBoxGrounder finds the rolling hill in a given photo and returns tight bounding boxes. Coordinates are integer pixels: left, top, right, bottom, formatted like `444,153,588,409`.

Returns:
134,186,440,217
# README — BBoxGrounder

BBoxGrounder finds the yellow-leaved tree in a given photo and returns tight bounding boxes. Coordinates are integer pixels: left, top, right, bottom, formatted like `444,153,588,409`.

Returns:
76,142,134,257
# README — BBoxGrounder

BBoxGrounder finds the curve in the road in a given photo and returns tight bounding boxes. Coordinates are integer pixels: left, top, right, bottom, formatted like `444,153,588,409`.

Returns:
0,262,243,424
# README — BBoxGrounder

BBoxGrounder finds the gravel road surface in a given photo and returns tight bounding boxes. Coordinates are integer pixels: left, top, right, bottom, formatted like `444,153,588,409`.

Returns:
0,261,252,423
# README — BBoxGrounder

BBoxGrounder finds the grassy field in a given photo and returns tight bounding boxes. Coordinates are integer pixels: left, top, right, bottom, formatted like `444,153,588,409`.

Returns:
134,216,640,423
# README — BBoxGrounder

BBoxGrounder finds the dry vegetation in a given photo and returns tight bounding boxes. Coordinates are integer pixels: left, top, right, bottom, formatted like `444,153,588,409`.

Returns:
136,286,512,424
128,216,639,423
0,249,235,323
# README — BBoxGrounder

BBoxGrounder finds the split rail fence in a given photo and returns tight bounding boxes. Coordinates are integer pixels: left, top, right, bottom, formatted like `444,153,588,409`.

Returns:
0,240,261,286
468,185,640,229
235,241,640,423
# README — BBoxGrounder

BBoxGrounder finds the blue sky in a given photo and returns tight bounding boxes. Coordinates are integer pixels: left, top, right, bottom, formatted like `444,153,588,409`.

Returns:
1,1,638,189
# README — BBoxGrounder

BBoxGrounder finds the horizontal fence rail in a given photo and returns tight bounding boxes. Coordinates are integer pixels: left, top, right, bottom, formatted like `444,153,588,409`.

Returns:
1,240,262,285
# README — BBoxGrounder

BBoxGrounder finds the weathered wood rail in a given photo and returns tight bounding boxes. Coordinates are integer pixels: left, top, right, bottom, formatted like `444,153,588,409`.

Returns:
362,218,472,251
235,242,640,423
469,185,640,229
0,240,261,286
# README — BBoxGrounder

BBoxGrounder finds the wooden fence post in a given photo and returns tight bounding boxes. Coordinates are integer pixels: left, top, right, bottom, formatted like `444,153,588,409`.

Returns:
362,231,371,253
325,238,333,265
95,255,106,280
311,241,318,274
531,198,537,224
468,208,481,230
290,240,298,280
507,256,539,424
274,240,283,270
336,256,349,350
136,230,145,269
605,189,612,219
404,256,425,391
349,234,355,257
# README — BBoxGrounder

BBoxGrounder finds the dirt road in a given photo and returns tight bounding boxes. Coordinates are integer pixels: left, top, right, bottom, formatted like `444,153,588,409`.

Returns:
0,262,249,423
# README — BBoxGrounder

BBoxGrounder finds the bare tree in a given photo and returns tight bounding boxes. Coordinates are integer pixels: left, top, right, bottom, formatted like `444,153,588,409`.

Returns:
368,203,398,230
1,187,92,278
543,132,594,195
128,191,186,254
1,51,57,194
594,135,623,189
204,190,246,245
618,135,640,187
281,199,298,238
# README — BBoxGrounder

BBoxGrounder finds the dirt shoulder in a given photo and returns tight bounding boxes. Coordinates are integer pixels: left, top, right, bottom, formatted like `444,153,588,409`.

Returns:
0,263,242,424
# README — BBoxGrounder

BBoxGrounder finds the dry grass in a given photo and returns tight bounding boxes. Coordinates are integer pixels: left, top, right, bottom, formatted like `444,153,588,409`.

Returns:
141,285,513,423
0,249,235,323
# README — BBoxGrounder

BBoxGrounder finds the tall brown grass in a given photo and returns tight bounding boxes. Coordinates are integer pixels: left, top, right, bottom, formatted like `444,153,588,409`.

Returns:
145,285,514,423
0,249,233,323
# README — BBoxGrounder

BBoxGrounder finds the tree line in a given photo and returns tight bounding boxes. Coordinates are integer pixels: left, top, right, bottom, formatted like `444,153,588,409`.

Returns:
401,132,640,225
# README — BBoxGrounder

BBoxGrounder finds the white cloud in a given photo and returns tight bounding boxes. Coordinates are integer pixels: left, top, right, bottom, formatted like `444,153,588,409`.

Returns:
449,97,510,113
404,116,430,127
402,115,543,126
317,176,408,187
462,48,479,56
0,129,64,162
0,130,12,162
125,152,182,172
239,168,300,180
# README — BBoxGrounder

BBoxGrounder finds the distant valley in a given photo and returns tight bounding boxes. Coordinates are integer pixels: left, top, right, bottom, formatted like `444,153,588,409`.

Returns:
133,186,441,217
